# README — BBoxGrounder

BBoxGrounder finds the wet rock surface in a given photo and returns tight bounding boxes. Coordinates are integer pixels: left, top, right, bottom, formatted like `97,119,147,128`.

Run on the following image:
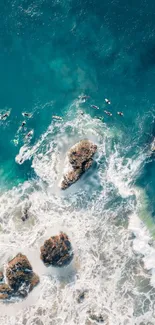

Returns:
0,284,13,300
6,253,39,295
60,140,97,189
40,232,73,267
0,272,4,282
0,253,39,300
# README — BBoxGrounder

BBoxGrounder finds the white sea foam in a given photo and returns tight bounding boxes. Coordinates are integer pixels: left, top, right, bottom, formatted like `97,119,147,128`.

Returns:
0,108,155,324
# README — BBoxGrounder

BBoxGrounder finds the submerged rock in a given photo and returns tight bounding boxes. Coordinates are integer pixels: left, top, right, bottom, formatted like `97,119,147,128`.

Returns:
60,140,97,189
21,207,29,222
151,138,155,152
6,253,39,297
89,314,105,323
77,289,88,303
40,232,73,267
88,313,109,324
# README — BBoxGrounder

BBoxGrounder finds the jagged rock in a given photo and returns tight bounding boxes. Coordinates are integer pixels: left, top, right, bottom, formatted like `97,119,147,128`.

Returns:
68,140,96,168
60,140,97,189
0,284,13,300
40,232,73,267
0,272,4,282
6,253,39,296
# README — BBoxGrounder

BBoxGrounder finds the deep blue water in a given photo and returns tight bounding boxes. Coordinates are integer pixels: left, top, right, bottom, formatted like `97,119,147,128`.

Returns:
0,0,155,214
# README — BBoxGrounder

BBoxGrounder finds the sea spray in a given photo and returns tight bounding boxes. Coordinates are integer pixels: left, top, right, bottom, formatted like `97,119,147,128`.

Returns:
0,112,155,324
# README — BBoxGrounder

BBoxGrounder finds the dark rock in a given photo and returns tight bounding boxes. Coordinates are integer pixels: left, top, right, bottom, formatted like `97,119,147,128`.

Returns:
6,253,39,296
88,313,109,324
77,290,88,303
89,314,105,323
60,140,97,189
128,232,136,240
0,272,4,282
40,232,73,267
21,207,29,222
0,284,13,300
21,202,31,222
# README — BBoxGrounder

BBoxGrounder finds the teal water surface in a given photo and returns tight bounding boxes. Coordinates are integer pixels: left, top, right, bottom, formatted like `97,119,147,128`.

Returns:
1,2,155,323
1,0,155,210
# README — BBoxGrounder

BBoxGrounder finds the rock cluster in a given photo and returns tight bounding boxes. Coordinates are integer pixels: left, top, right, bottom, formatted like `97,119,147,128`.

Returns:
0,139,97,301
40,232,73,267
60,140,97,189
0,253,39,300
0,233,73,301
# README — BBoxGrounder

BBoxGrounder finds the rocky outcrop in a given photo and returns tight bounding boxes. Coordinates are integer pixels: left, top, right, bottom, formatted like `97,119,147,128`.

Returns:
40,232,73,267
60,140,97,189
0,253,39,300
6,253,39,296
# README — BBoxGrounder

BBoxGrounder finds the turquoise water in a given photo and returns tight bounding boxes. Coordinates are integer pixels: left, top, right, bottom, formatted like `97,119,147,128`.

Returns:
1,1,155,324
1,0,155,190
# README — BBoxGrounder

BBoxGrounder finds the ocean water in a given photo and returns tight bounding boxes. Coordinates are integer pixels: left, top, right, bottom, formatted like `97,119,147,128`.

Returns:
1,0,155,324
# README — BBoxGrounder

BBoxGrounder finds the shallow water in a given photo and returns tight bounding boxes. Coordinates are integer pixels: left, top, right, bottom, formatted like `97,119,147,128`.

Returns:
1,0,155,324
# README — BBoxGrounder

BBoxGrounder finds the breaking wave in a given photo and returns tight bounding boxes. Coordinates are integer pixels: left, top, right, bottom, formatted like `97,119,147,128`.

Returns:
0,101,155,325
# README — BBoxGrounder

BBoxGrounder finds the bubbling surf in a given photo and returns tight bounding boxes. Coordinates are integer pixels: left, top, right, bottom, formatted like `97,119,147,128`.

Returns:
0,107,155,325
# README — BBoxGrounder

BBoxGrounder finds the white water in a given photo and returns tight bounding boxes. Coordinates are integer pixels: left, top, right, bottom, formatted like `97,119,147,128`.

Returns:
0,105,155,324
